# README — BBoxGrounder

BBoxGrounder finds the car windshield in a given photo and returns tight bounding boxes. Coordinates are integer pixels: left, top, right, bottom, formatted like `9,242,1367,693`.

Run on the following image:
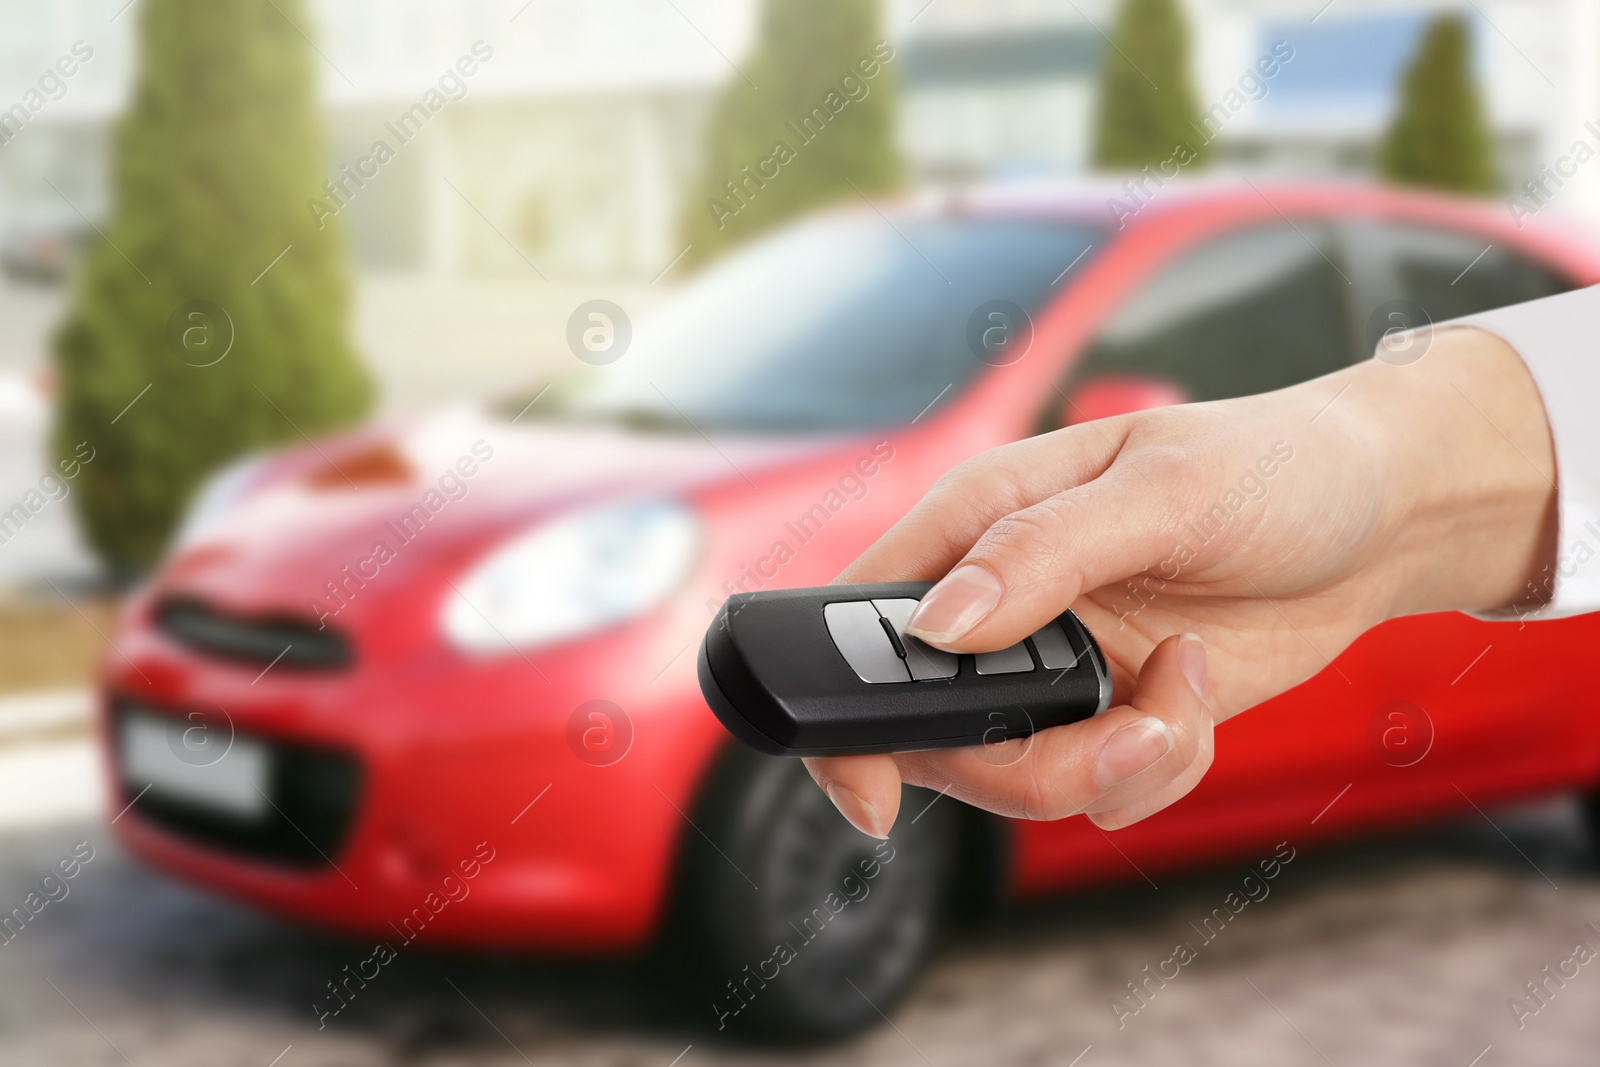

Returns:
525,213,1102,433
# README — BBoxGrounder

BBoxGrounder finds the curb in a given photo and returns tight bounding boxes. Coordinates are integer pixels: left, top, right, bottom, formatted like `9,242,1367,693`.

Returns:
0,688,92,744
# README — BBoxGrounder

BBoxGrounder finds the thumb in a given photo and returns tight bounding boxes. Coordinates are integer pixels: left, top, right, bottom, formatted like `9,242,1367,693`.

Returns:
902,471,1179,653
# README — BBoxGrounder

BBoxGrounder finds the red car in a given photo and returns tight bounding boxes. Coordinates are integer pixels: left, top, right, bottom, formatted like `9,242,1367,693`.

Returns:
101,180,1600,1038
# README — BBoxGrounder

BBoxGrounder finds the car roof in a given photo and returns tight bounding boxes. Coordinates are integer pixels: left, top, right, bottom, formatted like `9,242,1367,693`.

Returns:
888,173,1544,234
867,174,1600,280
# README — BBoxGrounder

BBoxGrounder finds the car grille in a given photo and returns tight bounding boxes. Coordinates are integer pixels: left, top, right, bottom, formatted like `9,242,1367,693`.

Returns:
154,598,352,670
114,703,363,870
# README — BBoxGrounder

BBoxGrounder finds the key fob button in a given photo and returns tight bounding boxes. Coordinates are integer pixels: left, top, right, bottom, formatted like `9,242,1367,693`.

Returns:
699,582,1112,757
1031,620,1082,670
974,642,1034,675
872,599,959,681
823,601,912,684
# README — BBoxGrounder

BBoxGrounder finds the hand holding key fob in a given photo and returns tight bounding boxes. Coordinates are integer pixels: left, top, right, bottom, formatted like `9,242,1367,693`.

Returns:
698,582,1112,757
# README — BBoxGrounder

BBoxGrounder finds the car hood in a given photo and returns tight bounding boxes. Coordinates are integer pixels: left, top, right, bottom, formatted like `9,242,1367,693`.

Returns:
158,405,833,619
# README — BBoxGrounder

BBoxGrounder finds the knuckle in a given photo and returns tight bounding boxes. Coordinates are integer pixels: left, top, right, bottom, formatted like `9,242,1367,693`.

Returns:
1014,765,1073,822
1015,790,1056,823
1126,446,1215,532
984,501,1064,549
931,446,1036,509
1134,444,1197,487
1017,777,1068,819
970,500,1075,582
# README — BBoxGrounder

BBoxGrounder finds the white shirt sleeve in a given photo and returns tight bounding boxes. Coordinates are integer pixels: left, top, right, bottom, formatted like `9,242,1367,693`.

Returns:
1441,284,1600,620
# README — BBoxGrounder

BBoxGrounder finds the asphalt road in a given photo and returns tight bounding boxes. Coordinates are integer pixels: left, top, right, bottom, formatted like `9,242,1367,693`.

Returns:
6,798,1600,1067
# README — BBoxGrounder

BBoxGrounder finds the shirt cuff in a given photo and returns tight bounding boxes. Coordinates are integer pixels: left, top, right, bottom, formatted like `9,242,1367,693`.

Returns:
1436,284,1600,621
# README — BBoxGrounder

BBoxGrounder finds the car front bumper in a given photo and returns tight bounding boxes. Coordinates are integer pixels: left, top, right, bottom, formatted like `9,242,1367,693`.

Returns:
100,603,727,952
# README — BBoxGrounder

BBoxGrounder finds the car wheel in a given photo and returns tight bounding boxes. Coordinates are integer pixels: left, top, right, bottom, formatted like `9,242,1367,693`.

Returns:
1578,787,1600,852
669,748,956,1041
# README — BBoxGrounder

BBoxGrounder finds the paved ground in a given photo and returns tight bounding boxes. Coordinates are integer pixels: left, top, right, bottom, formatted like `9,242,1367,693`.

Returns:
0,690,97,831
4,796,1600,1066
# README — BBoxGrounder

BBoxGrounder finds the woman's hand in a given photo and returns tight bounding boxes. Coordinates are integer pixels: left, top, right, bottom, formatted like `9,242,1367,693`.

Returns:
805,328,1557,837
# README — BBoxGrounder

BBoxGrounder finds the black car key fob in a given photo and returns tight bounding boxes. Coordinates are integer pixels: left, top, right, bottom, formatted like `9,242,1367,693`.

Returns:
698,582,1112,757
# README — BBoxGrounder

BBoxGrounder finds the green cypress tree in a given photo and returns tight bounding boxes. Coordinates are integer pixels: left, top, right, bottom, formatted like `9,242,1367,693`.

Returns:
676,0,902,269
53,0,373,576
1091,0,1211,171
1379,14,1498,195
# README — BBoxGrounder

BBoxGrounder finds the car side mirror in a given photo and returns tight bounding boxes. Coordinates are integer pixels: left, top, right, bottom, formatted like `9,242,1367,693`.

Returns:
1060,374,1188,426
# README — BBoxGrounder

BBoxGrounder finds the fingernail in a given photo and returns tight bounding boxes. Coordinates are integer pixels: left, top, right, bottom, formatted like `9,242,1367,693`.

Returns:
1178,633,1209,705
1095,716,1175,789
824,783,888,839
906,565,1002,645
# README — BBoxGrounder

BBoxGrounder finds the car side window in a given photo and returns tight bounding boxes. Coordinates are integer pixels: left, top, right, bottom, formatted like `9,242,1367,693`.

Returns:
1381,224,1573,322
1064,223,1355,411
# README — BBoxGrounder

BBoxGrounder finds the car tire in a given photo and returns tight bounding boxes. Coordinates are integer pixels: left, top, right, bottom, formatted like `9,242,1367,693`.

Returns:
666,747,956,1042
1578,787,1600,851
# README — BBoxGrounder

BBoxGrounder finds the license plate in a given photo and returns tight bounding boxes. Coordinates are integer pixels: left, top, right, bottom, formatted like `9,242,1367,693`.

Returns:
120,710,270,820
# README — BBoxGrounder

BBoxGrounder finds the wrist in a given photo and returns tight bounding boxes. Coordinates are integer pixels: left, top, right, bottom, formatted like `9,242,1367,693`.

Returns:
1355,327,1557,618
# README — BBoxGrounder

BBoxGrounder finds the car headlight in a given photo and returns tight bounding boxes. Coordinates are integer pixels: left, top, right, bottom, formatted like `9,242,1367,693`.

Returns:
172,454,269,548
442,499,699,654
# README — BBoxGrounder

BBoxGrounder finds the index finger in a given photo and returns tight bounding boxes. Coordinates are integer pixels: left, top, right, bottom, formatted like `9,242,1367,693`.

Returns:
835,423,1126,586
804,632,1213,834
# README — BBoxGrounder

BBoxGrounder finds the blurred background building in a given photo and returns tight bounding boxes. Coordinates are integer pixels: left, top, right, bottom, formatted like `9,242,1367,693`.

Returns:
3,0,1599,279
